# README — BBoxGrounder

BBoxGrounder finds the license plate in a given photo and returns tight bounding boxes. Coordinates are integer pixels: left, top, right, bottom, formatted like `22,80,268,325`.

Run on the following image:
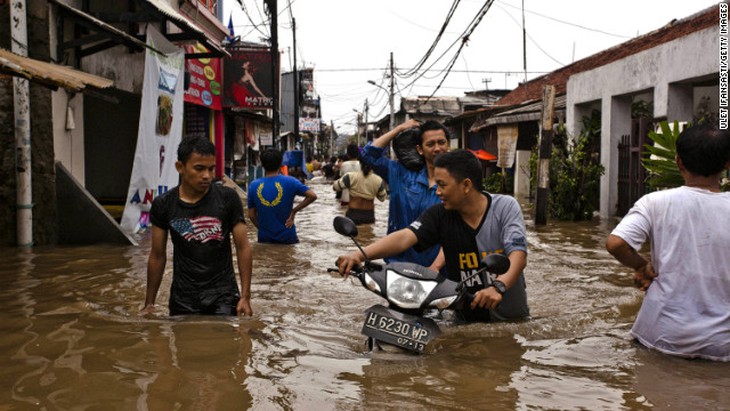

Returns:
361,305,441,353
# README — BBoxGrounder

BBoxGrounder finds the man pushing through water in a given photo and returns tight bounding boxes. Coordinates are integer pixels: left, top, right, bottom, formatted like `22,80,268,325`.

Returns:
337,150,530,322
141,136,253,317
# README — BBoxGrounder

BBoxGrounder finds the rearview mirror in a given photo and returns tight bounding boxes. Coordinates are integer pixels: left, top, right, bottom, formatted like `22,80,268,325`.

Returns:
482,254,510,275
333,216,358,237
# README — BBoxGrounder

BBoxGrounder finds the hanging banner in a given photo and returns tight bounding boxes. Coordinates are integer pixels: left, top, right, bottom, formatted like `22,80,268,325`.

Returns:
121,26,185,233
497,125,519,169
222,48,274,108
299,118,320,133
183,44,222,110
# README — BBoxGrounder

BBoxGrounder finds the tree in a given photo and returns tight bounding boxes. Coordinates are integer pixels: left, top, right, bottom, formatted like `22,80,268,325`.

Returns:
530,110,605,221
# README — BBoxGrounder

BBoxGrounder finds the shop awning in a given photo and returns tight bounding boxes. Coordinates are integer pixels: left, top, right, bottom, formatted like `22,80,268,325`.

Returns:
49,0,163,58
50,0,228,60
140,0,229,58
0,48,113,92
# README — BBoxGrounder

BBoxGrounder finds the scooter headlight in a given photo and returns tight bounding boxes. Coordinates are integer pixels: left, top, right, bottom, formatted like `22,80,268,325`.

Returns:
386,271,437,309
429,296,458,310
363,273,381,293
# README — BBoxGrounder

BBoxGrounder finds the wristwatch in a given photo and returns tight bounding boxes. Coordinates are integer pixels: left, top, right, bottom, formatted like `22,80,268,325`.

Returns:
490,279,507,295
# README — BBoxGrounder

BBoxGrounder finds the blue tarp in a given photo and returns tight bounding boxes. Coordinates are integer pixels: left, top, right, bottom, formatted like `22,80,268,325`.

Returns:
282,150,311,178
282,150,304,168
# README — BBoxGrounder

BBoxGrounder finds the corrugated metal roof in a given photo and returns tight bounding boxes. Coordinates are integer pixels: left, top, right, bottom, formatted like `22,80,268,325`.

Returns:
0,48,113,92
145,0,205,36
470,94,566,132
143,0,228,57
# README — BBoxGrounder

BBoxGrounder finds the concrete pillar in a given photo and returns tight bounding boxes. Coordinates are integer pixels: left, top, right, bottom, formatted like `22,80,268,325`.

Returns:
666,83,694,122
513,150,532,201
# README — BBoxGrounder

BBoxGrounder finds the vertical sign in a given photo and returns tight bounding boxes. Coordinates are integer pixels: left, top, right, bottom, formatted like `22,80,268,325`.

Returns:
720,2,728,129
121,26,185,233
184,44,222,110
222,48,274,109
497,125,519,168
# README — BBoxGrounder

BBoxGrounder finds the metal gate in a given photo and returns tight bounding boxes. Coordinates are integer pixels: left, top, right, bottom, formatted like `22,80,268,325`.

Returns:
617,118,652,216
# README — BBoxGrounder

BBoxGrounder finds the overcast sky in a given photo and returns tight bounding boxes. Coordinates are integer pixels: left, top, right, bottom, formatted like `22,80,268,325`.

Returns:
224,0,720,134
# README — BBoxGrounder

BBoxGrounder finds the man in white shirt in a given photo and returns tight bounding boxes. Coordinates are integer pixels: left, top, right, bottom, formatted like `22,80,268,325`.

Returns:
338,144,361,206
606,122,730,361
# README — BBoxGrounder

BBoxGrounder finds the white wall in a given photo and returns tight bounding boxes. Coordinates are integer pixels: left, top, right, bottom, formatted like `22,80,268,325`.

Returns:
52,91,85,184
566,27,717,217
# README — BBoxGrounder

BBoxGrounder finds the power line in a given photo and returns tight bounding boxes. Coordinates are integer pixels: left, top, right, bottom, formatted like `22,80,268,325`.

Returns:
496,4,564,66
409,0,496,101
401,0,462,77
496,0,632,39
316,67,550,74
238,1,269,39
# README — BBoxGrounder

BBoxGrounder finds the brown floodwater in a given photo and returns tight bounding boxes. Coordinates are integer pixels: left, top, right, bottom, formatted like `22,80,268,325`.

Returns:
1,182,728,410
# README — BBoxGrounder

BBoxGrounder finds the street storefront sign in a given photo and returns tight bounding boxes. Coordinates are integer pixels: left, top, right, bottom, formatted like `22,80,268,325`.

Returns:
222,48,275,109
259,131,273,146
121,26,185,233
183,44,221,110
299,118,320,132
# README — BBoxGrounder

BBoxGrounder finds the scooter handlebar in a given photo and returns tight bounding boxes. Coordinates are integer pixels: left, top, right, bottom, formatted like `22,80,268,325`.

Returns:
327,267,363,278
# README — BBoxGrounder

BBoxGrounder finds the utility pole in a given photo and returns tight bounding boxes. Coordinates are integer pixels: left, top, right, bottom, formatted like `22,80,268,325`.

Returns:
534,85,556,225
357,111,362,146
522,0,527,85
292,17,299,147
11,0,32,247
364,98,369,144
482,78,491,92
388,52,395,131
266,0,280,142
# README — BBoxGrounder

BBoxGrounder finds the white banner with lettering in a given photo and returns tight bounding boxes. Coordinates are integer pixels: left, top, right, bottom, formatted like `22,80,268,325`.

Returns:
121,26,185,233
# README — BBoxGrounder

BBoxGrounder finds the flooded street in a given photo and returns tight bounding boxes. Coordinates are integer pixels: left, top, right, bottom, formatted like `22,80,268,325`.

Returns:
1,182,728,410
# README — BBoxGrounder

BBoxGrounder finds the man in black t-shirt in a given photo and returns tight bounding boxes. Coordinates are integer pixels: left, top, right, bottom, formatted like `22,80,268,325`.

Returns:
336,150,529,322
141,137,253,317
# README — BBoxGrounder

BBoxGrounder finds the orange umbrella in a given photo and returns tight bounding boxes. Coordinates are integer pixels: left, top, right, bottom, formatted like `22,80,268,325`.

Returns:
468,149,497,161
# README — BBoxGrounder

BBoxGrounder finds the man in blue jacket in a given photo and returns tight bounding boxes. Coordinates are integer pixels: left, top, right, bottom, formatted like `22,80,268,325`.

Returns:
360,119,450,269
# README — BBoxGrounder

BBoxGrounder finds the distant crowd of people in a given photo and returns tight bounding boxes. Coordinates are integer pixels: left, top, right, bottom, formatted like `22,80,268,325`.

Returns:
141,120,730,362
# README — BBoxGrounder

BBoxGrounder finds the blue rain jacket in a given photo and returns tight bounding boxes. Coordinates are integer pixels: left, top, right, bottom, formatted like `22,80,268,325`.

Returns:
360,143,441,267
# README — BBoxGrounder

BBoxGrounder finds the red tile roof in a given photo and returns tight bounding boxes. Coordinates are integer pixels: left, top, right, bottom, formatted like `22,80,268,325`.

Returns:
495,5,718,107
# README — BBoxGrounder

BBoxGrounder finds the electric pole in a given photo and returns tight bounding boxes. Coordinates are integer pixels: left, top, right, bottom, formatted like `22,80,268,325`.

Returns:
292,17,299,146
266,0,280,142
389,52,395,131
364,98,369,144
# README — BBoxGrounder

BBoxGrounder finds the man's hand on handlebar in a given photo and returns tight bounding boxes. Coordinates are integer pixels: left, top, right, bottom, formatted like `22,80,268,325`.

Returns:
470,287,503,310
336,252,364,278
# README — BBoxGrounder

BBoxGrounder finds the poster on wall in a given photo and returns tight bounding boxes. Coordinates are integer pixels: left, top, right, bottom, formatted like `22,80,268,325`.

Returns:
497,124,519,169
222,48,274,108
184,44,221,110
121,26,185,233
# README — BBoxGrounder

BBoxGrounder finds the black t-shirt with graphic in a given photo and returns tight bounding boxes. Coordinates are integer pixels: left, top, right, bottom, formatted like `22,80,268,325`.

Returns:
150,184,245,315
408,192,529,321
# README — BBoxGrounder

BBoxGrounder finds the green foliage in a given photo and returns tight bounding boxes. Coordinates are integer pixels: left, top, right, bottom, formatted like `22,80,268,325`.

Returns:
631,100,653,119
483,171,514,194
643,120,730,192
529,110,605,221
642,120,684,190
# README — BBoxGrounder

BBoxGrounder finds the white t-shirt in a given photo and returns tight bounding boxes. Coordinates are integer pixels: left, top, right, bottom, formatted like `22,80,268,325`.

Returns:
611,186,730,361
